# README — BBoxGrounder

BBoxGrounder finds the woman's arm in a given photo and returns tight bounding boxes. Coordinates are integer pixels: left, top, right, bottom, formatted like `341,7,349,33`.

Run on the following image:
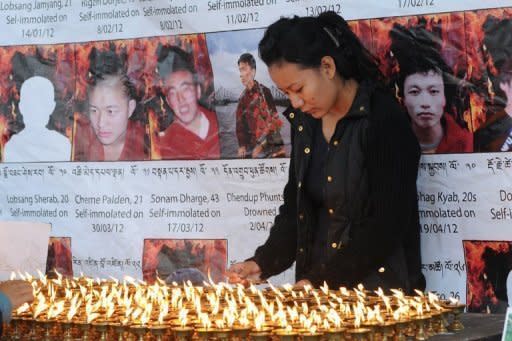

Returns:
252,149,299,279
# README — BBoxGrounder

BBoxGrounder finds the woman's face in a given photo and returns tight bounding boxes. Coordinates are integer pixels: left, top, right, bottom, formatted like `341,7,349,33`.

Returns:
403,70,445,129
88,80,136,147
268,59,338,119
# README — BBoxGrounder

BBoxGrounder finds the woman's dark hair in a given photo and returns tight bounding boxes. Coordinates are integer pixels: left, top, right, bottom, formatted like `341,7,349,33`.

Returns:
87,47,137,101
259,11,383,83
389,22,456,105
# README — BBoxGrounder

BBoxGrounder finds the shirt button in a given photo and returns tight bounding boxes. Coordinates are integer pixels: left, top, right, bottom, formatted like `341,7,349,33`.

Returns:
298,125,304,132
299,248,304,253
359,106,365,111
297,181,302,189
328,208,334,215
331,242,337,249
333,140,339,146
327,176,333,182
289,112,295,119
378,267,385,273
304,147,310,154
299,213,304,221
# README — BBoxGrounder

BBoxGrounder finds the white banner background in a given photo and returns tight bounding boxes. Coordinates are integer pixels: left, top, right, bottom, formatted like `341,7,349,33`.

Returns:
0,0,512,311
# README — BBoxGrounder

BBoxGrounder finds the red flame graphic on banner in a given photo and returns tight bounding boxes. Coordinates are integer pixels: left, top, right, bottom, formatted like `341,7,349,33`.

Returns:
463,240,512,313
464,8,512,130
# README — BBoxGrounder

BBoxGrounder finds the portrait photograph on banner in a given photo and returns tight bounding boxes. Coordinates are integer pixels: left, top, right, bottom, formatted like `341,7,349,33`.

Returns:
70,34,220,162
466,8,512,152
371,12,473,154
206,29,291,159
145,34,221,160
0,44,75,162
72,40,151,162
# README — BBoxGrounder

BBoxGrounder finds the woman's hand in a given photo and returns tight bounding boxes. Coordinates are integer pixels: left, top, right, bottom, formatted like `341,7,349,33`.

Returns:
294,279,312,289
226,260,262,286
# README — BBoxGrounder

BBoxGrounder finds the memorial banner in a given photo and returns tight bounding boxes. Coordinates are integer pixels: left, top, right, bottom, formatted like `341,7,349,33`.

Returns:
1,0,512,313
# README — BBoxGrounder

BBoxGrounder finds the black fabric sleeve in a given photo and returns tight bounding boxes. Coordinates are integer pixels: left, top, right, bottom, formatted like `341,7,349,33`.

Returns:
251,129,298,279
304,94,421,287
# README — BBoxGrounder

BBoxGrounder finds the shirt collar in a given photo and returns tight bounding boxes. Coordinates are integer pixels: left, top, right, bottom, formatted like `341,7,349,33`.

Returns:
344,79,373,119
245,80,260,95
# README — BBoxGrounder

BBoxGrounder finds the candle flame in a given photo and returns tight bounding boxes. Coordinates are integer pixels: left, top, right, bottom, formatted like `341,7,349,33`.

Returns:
47,300,65,319
158,301,168,325
66,294,82,321
320,282,329,295
16,303,30,315
303,284,312,294
239,311,250,328
323,319,331,330
309,325,317,334
87,312,100,324
198,312,211,330
301,302,309,314
282,283,293,292
215,319,225,329
339,287,350,296
448,297,459,305
33,293,48,319
254,311,265,331
106,300,115,320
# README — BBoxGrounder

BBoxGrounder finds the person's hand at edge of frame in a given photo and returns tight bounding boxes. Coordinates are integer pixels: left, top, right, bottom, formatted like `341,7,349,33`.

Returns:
226,260,263,287
0,280,34,309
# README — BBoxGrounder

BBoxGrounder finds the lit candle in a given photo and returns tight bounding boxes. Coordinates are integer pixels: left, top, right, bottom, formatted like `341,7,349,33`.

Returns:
148,324,168,341
274,325,298,341
210,319,232,341
130,324,148,341
249,327,272,341
232,325,252,340
301,326,323,341
76,320,91,341
346,327,371,341
392,320,408,341
442,299,465,331
92,321,109,341
196,311,213,340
